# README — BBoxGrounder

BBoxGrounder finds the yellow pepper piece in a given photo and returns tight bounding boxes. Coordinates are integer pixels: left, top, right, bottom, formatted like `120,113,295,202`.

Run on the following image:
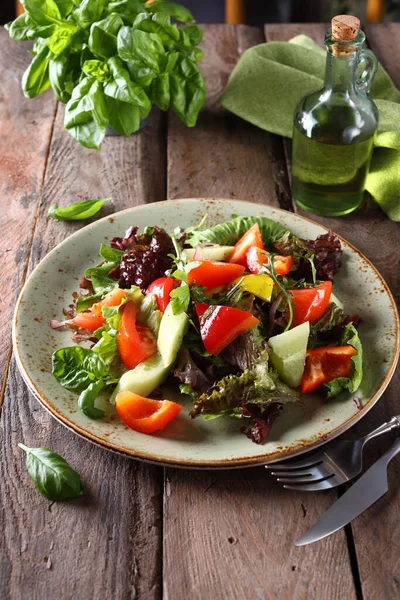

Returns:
234,274,274,302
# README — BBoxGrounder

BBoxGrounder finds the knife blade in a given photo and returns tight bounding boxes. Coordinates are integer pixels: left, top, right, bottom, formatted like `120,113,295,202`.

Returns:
295,436,400,546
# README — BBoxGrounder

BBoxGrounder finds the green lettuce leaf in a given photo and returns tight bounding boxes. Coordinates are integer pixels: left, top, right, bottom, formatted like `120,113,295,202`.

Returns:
324,323,363,398
187,215,288,248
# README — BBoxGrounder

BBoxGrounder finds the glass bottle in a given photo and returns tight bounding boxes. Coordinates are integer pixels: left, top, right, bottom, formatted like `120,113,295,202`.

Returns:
291,15,378,216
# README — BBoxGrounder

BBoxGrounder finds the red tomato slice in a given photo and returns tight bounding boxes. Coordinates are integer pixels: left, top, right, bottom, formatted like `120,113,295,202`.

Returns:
117,301,157,370
115,391,182,434
188,261,245,289
147,277,175,312
229,223,264,266
91,287,126,317
246,246,293,276
196,303,260,355
301,345,358,393
71,311,105,332
289,281,332,328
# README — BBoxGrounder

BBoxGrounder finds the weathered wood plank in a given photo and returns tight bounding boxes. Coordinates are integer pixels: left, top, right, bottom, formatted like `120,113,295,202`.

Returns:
0,28,57,397
265,22,400,599
0,95,166,598
163,24,357,600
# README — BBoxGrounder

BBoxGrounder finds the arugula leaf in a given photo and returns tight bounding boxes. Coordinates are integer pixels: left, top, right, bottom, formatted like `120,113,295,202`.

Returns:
147,0,195,24
18,444,83,501
170,56,205,127
6,13,54,40
324,323,363,398
88,14,124,60
48,197,111,220
52,346,109,391
24,0,63,26
22,44,51,98
78,380,105,418
187,215,288,248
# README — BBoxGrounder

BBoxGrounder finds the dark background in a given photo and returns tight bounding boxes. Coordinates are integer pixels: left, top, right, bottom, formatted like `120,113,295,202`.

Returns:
2,1,400,26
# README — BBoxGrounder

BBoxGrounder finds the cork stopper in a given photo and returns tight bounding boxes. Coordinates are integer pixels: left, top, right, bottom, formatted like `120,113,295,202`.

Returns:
331,15,360,57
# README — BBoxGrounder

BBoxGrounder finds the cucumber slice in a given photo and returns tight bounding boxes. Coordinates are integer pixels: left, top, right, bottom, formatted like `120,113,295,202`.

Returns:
268,322,310,388
182,246,234,261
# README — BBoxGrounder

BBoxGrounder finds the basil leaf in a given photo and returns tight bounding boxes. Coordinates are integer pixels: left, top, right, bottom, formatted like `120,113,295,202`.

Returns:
52,346,109,391
147,0,195,24
82,59,111,82
182,25,203,46
84,267,116,294
78,381,105,418
150,73,169,111
54,0,74,18
126,59,157,88
48,197,111,220
88,14,124,60
170,283,190,315
105,0,144,23
24,0,62,26
99,243,124,262
49,52,81,102
18,444,83,501
133,12,180,44
5,13,54,40
47,23,78,57
170,57,205,127
105,57,151,118
76,0,108,29
187,215,288,248
117,27,165,73
64,77,109,149
21,45,51,98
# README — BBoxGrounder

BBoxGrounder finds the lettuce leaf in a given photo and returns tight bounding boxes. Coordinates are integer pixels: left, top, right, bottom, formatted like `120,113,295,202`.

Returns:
324,323,363,398
187,215,287,248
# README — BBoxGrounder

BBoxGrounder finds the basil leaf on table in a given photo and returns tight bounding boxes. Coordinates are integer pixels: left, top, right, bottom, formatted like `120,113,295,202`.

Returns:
48,197,111,220
88,14,124,60
18,444,83,501
24,0,63,27
22,45,51,99
64,77,109,149
5,13,54,41
52,346,109,391
170,57,205,127
147,0,195,24
78,381,106,419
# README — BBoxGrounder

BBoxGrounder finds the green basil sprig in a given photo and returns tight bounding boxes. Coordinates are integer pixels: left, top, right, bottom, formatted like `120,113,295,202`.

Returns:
18,444,83,501
6,0,205,149
48,197,111,220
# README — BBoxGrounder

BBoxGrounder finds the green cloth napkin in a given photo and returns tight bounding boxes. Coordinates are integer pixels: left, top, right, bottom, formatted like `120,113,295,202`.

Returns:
220,35,400,221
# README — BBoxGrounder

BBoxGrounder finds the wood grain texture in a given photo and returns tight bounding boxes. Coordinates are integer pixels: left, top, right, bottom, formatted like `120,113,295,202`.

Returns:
266,22,400,600
0,29,57,398
167,24,291,208
0,89,167,598
163,24,357,600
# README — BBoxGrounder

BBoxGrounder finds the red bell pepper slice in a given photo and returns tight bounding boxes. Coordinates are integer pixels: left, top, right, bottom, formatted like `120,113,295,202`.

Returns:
246,246,293,276
289,281,332,328
188,261,245,289
115,391,182,434
196,303,260,355
147,277,175,312
301,345,358,393
229,223,264,266
117,301,157,370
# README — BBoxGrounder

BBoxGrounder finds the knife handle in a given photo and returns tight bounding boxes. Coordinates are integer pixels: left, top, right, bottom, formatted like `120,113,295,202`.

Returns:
362,415,400,447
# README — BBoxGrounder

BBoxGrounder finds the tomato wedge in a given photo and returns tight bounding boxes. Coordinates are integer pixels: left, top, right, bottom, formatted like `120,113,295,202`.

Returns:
72,287,126,331
246,246,293,276
229,223,264,266
117,301,157,370
289,281,332,328
196,303,260,355
115,391,182,434
188,261,245,289
301,345,358,393
147,277,175,312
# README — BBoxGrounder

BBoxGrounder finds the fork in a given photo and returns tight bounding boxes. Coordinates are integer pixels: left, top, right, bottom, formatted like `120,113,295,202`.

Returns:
266,415,400,491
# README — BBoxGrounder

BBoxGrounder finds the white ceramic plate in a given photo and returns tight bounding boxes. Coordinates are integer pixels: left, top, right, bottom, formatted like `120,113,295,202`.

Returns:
12,198,399,468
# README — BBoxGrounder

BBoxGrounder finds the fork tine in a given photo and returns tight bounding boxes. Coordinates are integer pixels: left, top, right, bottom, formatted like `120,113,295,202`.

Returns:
283,476,338,492
270,469,316,478
275,464,334,484
266,455,323,471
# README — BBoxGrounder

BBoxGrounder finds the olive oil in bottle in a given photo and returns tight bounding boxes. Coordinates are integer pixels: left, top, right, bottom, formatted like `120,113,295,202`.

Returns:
291,15,378,217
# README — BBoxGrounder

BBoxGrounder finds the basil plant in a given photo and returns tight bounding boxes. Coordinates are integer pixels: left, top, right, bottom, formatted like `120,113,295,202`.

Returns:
6,0,206,149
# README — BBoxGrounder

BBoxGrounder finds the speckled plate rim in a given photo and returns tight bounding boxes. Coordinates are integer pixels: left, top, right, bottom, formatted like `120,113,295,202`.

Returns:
12,198,400,469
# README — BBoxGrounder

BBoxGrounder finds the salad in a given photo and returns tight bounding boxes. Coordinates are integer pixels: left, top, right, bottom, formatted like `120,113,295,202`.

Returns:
51,214,362,444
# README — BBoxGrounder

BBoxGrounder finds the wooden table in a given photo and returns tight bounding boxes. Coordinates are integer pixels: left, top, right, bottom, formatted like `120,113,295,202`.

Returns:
1,22,399,600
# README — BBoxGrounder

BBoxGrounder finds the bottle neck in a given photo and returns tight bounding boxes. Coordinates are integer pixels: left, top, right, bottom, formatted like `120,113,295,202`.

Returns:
324,50,358,94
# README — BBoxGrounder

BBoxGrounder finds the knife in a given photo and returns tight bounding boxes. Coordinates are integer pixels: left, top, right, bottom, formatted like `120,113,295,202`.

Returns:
295,436,400,546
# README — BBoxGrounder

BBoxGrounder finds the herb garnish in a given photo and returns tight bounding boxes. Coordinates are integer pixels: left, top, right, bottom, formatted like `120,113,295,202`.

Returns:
48,198,112,221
